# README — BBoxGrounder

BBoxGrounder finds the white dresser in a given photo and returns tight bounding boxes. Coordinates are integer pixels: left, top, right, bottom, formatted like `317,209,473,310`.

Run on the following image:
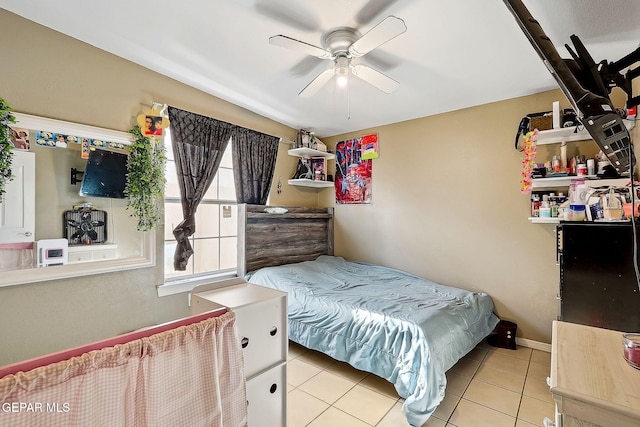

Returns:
191,278,287,427
550,320,640,427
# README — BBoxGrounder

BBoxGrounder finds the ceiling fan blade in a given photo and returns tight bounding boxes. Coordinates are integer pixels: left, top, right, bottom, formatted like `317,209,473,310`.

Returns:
351,64,399,93
355,0,398,26
348,15,407,58
255,0,321,32
299,69,335,97
269,35,332,59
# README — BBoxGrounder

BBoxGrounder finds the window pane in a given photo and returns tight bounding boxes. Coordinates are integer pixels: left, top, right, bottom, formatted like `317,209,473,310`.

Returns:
220,237,237,270
203,174,218,200
164,202,183,241
220,204,237,237
194,203,220,238
164,241,193,279
218,168,236,200
165,129,174,161
220,142,233,168
164,160,181,199
193,238,219,274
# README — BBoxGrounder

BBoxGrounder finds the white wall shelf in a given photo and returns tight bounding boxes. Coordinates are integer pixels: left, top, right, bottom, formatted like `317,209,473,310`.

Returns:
531,177,631,189
288,147,335,160
288,179,334,188
13,112,133,146
528,217,561,224
535,119,635,145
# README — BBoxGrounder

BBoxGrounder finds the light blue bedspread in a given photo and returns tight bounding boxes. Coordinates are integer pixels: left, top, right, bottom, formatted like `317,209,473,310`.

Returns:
246,256,499,426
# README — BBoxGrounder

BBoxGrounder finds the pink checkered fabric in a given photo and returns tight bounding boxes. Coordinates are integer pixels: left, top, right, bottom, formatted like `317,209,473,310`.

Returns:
0,311,247,426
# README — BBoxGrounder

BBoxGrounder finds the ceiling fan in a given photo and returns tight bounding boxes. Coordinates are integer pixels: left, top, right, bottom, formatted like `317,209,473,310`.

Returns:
269,15,407,97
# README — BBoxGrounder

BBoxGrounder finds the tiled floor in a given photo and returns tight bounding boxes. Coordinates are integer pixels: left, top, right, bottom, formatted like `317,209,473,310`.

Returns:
287,340,555,427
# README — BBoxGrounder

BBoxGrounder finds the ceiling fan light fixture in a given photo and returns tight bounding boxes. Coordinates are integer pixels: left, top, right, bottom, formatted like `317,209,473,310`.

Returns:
335,55,350,87
336,73,349,87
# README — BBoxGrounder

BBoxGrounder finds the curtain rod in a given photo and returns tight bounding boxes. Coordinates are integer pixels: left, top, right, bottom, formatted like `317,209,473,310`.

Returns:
155,102,286,143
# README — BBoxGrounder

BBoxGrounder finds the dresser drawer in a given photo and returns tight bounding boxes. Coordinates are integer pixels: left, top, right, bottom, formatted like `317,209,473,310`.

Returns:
234,296,286,377
246,363,286,427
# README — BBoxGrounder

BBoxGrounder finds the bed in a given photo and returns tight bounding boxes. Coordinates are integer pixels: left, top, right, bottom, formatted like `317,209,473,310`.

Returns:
238,205,499,426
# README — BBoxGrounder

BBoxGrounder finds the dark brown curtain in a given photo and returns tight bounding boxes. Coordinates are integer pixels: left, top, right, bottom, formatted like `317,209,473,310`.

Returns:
232,127,280,204
168,106,235,270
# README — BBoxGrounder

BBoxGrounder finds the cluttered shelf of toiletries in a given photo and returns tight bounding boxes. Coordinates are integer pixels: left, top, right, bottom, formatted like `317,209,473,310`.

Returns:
530,119,636,189
529,177,637,224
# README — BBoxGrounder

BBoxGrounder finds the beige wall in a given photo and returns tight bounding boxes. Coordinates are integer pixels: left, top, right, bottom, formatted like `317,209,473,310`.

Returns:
0,10,313,366
322,92,639,344
1,9,636,365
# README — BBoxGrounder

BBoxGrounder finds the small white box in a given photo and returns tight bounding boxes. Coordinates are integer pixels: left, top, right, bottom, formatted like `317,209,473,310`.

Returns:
36,239,68,267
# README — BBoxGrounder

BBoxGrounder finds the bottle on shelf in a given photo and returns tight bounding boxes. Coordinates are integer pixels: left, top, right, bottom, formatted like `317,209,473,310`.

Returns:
540,194,551,217
531,194,541,217
560,141,567,169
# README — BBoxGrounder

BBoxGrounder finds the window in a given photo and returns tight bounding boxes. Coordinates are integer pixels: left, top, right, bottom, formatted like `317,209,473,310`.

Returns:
162,129,237,288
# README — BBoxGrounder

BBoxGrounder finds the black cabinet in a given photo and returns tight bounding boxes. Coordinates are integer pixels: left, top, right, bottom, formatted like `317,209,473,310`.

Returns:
558,222,640,332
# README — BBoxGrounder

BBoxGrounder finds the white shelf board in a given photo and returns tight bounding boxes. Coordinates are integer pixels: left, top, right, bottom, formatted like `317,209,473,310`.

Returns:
13,112,133,145
531,177,631,189
68,243,118,252
535,119,635,145
288,179,334,188
528,217,561,224
288,147,335,159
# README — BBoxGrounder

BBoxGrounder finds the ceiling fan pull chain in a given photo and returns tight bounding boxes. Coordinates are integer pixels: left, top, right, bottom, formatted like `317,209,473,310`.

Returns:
347,81,351,120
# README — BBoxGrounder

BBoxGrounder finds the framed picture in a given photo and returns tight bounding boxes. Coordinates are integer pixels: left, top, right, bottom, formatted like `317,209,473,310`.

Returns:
9,127,30,150
310,157,326,181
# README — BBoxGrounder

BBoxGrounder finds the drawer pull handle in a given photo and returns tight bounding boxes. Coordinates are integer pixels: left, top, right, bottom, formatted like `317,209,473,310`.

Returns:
241,337,249,348
270,383,277,394
269,327,278,336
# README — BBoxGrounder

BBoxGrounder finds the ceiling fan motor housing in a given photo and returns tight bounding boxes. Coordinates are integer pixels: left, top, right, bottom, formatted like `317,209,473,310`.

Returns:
322,27,359,58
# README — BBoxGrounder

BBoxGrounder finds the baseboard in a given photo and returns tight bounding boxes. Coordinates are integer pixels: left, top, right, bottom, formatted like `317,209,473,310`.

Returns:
516,337,551,353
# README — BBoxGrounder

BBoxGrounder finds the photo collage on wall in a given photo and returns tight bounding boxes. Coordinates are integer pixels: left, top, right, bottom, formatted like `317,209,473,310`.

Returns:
34,131,127,159
335,134,376,205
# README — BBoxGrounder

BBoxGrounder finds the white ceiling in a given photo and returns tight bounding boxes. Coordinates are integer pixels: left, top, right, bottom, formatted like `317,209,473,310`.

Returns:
2,0,639,137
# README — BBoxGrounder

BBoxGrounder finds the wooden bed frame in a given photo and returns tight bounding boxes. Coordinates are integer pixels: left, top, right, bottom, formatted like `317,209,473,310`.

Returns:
237,204,334,276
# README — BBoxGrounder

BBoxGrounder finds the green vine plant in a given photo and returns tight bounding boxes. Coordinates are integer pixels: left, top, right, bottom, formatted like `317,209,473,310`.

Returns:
0,97,16,202
125,125,166,231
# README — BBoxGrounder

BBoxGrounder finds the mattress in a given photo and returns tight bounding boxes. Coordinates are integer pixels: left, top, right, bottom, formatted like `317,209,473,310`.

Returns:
246,255,499,426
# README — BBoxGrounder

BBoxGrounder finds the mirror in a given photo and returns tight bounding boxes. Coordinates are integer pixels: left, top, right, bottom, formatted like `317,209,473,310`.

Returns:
0,113,155,288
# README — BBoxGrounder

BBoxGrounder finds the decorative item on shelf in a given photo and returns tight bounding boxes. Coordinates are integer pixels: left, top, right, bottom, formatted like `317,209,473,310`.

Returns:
296,129,312,149
310,157,326,181
291,158,312,180
602,187,623,220
528,111,553,131
264,207,288,215
125,125,166,231
520,129,539,193
0,97,16,202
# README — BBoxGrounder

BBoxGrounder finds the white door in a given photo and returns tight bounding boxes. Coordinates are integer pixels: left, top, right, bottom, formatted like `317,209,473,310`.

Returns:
0,150,35,243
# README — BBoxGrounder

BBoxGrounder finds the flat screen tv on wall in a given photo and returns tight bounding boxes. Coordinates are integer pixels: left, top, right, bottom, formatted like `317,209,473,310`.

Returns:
79,149,128,199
